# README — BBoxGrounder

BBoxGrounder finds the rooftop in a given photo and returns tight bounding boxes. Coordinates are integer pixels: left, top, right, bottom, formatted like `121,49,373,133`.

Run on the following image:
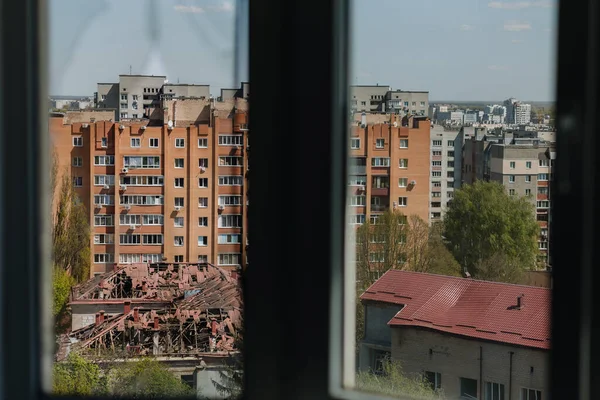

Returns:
361,270,551,350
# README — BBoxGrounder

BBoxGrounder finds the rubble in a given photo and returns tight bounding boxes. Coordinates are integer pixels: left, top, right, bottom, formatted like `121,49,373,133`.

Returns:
58,263,242,361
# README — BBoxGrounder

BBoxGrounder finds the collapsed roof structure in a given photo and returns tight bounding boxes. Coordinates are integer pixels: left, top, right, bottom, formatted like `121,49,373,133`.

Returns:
57,263,242,361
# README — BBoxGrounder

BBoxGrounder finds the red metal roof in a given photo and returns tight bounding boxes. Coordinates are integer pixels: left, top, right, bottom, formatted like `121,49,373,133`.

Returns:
360,270,551,350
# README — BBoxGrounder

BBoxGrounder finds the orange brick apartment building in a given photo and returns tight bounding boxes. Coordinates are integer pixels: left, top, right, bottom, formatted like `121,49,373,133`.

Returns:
49,100,249,276
349,114,431,224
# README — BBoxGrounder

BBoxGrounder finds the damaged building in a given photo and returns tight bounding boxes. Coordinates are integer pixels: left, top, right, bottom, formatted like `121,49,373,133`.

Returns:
58,262,242,361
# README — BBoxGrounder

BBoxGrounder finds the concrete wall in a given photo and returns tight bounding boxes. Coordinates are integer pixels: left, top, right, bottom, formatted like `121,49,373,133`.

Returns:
164,84,210,99
364,303,404,346
63,110,115,125
390,327,549,400
163,99,211,126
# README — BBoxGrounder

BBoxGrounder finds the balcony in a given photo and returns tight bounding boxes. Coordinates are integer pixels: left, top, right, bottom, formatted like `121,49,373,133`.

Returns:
370,204,388,212
432,155,443,161
348,165,367,175
371,187,389,196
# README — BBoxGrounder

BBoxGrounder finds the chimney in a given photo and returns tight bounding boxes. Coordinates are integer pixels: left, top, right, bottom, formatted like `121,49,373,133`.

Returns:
95,312,100,326
517,294,525,309
124,301,131,314
133,307,139,323
98,310,105,324
153,316,159,330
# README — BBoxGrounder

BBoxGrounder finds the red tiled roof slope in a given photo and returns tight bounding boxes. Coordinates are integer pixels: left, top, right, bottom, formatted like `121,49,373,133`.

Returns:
360,270,551,350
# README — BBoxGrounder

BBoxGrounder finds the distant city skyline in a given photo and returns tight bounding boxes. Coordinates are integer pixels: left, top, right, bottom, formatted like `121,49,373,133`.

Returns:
50,0,558,101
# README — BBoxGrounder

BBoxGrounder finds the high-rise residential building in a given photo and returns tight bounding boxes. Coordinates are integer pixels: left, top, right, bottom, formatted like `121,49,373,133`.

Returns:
348,114,431,225
462,130,554,268
429,125,463,222
504,97,532,125
51,82,249,277
350,85,429,116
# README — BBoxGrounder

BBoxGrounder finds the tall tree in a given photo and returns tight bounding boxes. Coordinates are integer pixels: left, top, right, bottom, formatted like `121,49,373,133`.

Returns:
52,170,91,282
443,180,539,282
53,353,106,396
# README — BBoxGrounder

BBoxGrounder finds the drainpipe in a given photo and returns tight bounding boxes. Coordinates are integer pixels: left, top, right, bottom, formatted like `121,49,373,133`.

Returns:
509,351,514,400
479,346,483,400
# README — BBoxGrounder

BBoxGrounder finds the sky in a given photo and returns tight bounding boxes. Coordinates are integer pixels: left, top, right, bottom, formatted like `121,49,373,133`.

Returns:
49,0,557,101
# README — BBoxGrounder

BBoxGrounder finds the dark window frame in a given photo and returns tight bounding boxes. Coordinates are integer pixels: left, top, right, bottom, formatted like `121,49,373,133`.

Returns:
0,1,591,400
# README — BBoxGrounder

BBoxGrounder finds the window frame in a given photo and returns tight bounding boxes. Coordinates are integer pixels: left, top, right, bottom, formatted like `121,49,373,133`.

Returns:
0,1,586,400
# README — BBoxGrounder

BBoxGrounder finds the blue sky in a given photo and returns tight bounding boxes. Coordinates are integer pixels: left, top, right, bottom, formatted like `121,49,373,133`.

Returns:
49,0,557,101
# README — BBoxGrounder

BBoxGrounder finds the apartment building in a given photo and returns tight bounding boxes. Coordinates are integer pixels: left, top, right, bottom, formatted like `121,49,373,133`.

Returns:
348,114,431,225
49,93,249,277
463,129,554,268
350,85,429,116
504,97,532,125
360,270,550,400
429,125,463,222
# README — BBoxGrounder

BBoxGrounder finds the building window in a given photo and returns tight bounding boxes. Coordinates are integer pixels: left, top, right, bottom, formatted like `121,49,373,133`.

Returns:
94,215,114,226
432,192,441,198
420,101,425,107
198,197,208,208
175,197,184,207
198,178,208,188
219,156,243,167
538,173,549,181
350,138,360,149
399,159,408,168
399,139,408,148
120,103,128,109
120,215,141,225
199,158,209,168
120,94,127,100
198,217,208,227
101,137,108,148
120,113,128,119
510,161,516,169
120,234,141,245
174,178,184,188
424,371,441,391
432,161,442,166
73,137,83,147
539,159,549,167
432,181,441,187
174,255,184,263
460,377,478,399
371,157,390,167
218,234,241,244
348,175,367,186
447,140,454,147
525,175,531,183
101,94,106,100
130,138,141,148
361,101,366,106
432,171,441,177
350,195,366,206
94,175,114,186
432,140,442,146
447,191,454,198
94,253,114,264
174,217,184,227
218,214,242,228
132,95,138,100
539,241,548,249
375,138,385,148
198,138,208,148
72,177,83,187
94,155,114,165
537,200,550,208
120,176,164,186
538,187,549,194
509,175,515,183
175,138,185,148
72,157,82,167
218,134,243,146
398,197,407,207
526,161,532,169
218,253,241,266
143,215,164,225
526,189,532,195
350,214,365,225
485,381,505,400
123,156,160,169
509,189,515,196
174,158,184,168
448,151,454,157
198,236,208,246
218,195,242,206
198,255,208,263
521,388,542,400
218,176,243,186
399,178,408,187
149,138,159,148
174,236,184,246
432,150,441,156
120,195,163,205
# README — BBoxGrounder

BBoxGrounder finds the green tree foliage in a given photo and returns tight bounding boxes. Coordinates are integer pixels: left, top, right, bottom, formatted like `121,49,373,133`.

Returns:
53,353,106,396
52,171,91,282
443,180,539,282
356,357,445,399
52,265,75,318
108,358,195,398
212,328,244,399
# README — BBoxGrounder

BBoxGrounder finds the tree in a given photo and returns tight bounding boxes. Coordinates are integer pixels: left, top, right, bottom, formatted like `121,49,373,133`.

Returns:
407,218,462,277
52,170,91,282
355,357,445,399
108,358,195,398
52,264,75,318
212,327,244,399
53,353,106,396
443,180,539,282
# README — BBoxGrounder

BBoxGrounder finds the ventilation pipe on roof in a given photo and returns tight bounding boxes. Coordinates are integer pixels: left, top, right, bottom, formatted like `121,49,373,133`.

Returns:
517,294,525,309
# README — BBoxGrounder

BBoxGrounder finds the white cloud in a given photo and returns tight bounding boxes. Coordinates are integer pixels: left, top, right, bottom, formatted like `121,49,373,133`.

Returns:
460,24,475,31
207,1,235,12
488,65,510,71
504,21,532,31
174,5,205,13
488,1,555,9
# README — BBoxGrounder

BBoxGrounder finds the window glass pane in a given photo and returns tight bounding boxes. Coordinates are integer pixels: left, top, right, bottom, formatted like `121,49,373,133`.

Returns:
348,0,556,398
48,0,247,397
